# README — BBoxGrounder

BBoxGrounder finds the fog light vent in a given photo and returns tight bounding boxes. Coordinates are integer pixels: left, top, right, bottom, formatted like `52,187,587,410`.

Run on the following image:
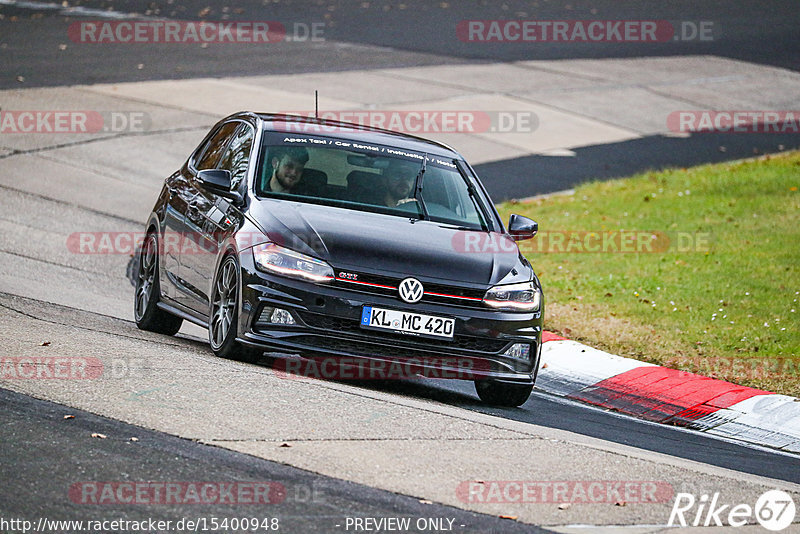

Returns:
258,306,296,325
503,343,530,361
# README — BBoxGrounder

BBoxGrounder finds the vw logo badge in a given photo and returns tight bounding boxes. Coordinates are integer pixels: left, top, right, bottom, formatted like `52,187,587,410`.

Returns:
398,277,424,303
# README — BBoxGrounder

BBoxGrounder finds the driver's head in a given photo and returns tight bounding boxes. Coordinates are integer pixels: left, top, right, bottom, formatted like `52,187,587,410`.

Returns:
270,147,309,191
383,159,417,200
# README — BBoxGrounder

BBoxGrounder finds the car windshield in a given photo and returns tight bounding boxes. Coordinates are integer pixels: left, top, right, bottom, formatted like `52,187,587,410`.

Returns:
255,134,491,230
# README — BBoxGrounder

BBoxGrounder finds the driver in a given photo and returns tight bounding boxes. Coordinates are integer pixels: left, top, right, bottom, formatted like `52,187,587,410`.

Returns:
266,147,309,193
382,158,418,207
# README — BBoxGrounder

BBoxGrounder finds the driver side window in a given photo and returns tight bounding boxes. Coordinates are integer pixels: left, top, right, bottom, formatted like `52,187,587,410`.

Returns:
218,124,254,190
194,122,239,170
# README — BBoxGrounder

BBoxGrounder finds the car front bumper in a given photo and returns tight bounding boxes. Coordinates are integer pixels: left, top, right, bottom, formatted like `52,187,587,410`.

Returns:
236,251,543,384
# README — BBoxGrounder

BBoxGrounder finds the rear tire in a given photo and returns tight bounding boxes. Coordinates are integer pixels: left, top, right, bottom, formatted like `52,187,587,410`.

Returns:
209,255,261,364
134,232,183,335
474,380,533,407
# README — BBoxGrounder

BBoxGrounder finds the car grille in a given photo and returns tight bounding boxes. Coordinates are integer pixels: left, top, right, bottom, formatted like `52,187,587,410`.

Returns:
330,271,486,309
296,310,510,353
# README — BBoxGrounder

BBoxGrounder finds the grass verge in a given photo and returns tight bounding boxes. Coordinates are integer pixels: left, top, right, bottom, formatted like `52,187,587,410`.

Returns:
496,151,800,396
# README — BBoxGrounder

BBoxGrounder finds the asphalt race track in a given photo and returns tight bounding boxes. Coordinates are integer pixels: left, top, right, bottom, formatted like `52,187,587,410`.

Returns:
0,387,548,534
1,1,800,532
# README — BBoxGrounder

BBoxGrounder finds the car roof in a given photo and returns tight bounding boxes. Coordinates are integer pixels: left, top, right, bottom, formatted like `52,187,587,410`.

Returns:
227,111,465,160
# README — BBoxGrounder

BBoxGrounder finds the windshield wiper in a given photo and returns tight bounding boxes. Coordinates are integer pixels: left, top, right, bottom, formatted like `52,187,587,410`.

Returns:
412,155,429,220
454,159,491,231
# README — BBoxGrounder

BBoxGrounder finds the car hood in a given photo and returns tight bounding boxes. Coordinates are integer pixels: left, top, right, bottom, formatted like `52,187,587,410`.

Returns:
246,199,530,287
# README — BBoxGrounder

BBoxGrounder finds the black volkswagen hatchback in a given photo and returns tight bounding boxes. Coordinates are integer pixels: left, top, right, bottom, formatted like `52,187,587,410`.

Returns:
134,112,543,406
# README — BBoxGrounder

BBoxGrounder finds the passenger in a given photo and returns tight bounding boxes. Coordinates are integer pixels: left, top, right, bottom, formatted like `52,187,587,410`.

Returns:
265,147,309,193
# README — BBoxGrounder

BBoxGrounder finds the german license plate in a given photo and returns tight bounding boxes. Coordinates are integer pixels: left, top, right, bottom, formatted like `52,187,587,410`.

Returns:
360,306,455,340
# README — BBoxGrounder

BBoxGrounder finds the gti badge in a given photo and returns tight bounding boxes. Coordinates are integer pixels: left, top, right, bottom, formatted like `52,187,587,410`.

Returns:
398,277,424,303
338,271,358,281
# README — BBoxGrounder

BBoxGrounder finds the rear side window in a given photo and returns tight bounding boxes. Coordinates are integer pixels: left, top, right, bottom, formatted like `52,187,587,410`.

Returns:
194,122,239,170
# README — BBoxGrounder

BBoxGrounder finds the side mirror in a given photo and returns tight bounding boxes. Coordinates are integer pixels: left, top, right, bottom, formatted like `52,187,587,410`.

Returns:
197,169,242,205
508,214,538,241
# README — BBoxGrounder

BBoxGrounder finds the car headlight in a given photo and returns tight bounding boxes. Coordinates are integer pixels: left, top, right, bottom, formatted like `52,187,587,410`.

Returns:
252,243,334,283
483,281,541,312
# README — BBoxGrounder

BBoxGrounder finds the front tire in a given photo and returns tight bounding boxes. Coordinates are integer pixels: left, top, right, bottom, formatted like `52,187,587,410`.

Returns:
475,380,533,407
209,255,261,363
134,232,183,335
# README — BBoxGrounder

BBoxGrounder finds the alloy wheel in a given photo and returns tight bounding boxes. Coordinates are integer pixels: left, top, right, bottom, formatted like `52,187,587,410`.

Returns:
210,257,238,349
134,234,157,321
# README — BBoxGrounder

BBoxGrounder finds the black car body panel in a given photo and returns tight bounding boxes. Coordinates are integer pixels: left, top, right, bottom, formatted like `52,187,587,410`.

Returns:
139,112,544,395
246,200,526,286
